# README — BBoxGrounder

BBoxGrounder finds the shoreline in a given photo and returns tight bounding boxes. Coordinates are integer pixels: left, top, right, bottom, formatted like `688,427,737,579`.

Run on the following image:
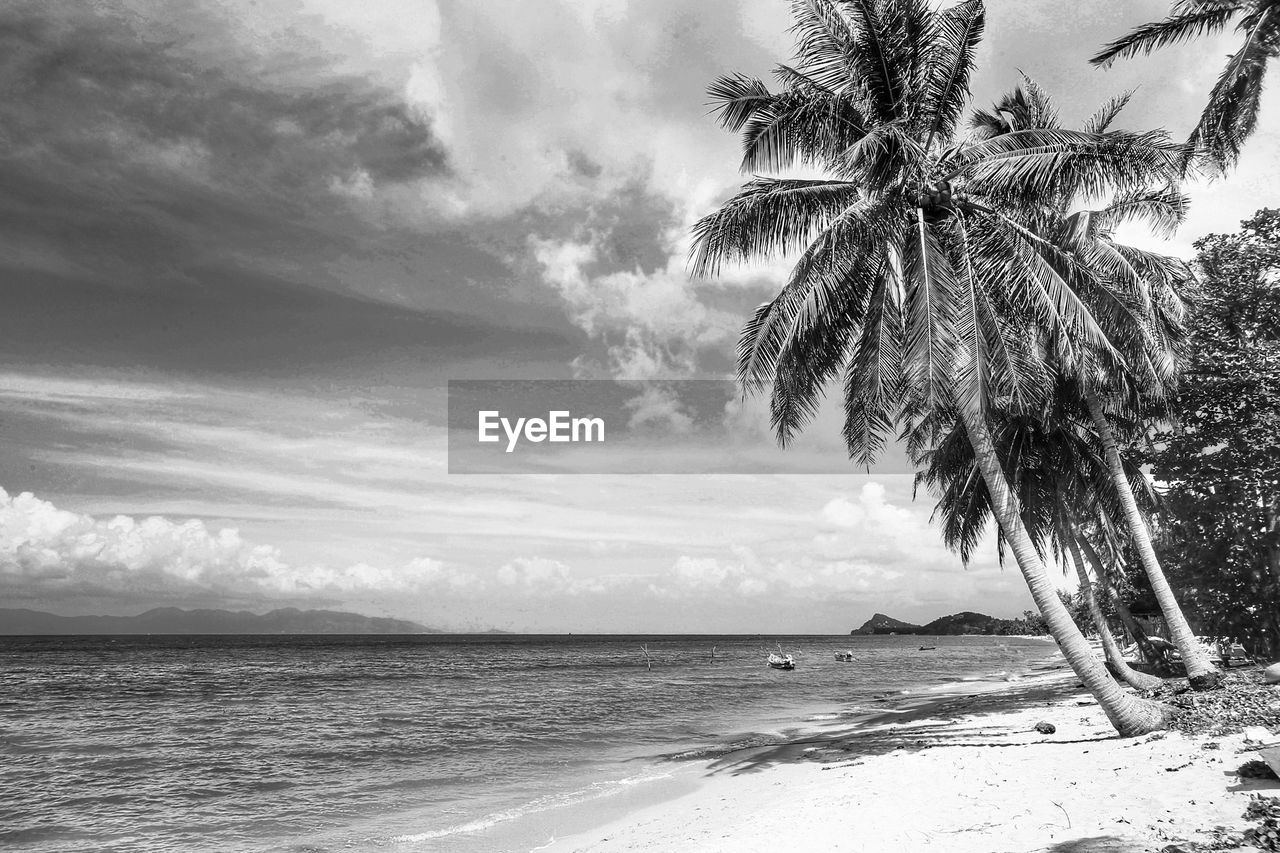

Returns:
528,665,1276,853
451,646,1064,852
384,640,1064,853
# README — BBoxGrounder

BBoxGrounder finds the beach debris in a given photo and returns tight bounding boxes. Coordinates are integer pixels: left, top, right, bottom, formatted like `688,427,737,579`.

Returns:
1163,669,1280,736
1034,721,1056,734
1264,663,1280,685
1244,796,1280,851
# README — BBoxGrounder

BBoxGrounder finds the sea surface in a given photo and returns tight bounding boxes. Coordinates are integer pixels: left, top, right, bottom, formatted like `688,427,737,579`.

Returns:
0,633,1057,852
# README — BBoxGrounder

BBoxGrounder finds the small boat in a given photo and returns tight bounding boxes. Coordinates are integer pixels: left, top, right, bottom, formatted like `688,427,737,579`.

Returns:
918,645,936,651
834,650,856,661
767,653,796,670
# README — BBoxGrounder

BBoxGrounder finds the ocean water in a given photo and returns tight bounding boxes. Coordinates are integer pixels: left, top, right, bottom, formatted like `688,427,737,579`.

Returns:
0,634,1057,852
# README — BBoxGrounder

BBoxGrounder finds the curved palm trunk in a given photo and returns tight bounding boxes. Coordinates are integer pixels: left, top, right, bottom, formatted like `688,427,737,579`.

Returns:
962,407,1166,735
1083,388,1220,688
1063,528,1163,691
1077,534,1171,674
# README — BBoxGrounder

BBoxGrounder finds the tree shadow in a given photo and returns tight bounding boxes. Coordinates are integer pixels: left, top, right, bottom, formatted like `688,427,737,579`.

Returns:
1225,772,1280,793
695,677,1122,777
1030,837,1147,852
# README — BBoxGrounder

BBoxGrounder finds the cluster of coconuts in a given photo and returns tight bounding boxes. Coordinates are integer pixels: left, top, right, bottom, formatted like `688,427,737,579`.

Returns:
916,180,954,208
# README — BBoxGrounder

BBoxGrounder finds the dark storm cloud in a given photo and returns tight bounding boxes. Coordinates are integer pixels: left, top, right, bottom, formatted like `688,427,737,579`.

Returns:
0,4,447,193
0,1,588,377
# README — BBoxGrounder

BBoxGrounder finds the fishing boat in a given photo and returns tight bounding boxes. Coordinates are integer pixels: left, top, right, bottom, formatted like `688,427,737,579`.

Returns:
767,653,796,670
834,650,856,661
918,645,936,651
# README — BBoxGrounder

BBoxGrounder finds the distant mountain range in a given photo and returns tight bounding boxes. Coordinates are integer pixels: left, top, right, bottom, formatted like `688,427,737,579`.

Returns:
852,611,1047,636
0,607,436,635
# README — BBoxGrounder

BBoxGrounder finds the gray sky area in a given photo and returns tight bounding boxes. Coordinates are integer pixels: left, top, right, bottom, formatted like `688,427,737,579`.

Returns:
0,0,1275,631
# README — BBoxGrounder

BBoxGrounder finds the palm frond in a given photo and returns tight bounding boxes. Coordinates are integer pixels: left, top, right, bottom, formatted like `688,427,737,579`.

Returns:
900,210,960,410
731,194,892,393
788,0,860,91
689,178,861,277
842,0,905,122
1091,4,1241,67
843,257,904,466
923,0,985,148
957,128,1182,202
1189,6,1277,170
967,207,1123,371
1083,90,1135,134
1089,185,1190,239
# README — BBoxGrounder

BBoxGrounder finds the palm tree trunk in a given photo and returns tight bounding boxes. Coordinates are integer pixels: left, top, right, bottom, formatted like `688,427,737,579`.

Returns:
1076,534,1171,674
1063,528,1163,690
1083,387,1220,689
961,406,1166,735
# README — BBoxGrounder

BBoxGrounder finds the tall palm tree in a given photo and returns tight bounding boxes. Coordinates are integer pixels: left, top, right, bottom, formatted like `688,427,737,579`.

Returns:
691,0,1177,734
965,80,1222,687
1092,0,1280,171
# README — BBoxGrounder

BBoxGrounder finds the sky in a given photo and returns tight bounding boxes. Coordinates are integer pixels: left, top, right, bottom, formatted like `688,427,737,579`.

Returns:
0,0,1276,633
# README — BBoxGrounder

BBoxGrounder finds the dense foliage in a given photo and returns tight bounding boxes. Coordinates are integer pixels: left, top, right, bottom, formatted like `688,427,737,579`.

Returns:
1147,208,1280,656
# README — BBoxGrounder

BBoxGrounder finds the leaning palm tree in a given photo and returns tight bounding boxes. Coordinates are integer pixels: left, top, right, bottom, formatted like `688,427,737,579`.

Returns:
1092,0,1280,171
1077,522,1175,673
1062,522,1163,690
913,390,1164,690
967,79,1222,687
691,0,1178,734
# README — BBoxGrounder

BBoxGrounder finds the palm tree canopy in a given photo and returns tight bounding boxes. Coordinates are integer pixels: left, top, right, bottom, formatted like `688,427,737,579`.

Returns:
1091,1,1280,172
913,381,1158,567
971,81,1199,412
691,0,1184,467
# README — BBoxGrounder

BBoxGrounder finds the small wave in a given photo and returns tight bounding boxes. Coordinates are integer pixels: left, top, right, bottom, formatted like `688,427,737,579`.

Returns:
390,770,675,843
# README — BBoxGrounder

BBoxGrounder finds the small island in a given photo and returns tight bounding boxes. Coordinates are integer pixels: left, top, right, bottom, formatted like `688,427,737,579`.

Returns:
852,611,1049,636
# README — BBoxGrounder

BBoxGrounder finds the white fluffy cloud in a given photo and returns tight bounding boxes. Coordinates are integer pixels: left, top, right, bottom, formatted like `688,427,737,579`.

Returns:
0,488,460,602
531,232,744,378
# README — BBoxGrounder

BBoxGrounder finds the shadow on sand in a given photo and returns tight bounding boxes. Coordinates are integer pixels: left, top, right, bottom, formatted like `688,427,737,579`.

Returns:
698,676,1118,777
1030,837,1148,852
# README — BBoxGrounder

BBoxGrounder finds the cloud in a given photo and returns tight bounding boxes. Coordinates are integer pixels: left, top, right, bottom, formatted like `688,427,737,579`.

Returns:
531,224,746,379
820,483,913,530
0,487,459,604
0,2,448,197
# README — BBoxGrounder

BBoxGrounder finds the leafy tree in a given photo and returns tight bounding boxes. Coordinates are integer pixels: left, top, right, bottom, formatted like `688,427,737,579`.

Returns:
691,0,1179,734
1147,208,1280,657
1092,0,1280,172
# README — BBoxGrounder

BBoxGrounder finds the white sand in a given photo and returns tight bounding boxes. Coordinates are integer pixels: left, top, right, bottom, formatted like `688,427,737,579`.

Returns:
540,673,1277,853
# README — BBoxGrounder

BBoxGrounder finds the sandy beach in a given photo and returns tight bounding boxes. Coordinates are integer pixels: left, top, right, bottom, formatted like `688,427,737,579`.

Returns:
541,670,1279,853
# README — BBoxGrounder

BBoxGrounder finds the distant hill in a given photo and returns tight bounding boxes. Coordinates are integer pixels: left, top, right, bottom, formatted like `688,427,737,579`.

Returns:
0,607,436,635
852,610,1047,636
851,613,924,635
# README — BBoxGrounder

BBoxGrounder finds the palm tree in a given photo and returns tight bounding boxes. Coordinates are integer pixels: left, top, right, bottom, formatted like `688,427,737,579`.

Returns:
691,0,1176,734
1076,525,1176,674
912,389,1163,690
1080,386,1222,687
965,80,1223,688
1092,0,1280,171
1063,523,1164,691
